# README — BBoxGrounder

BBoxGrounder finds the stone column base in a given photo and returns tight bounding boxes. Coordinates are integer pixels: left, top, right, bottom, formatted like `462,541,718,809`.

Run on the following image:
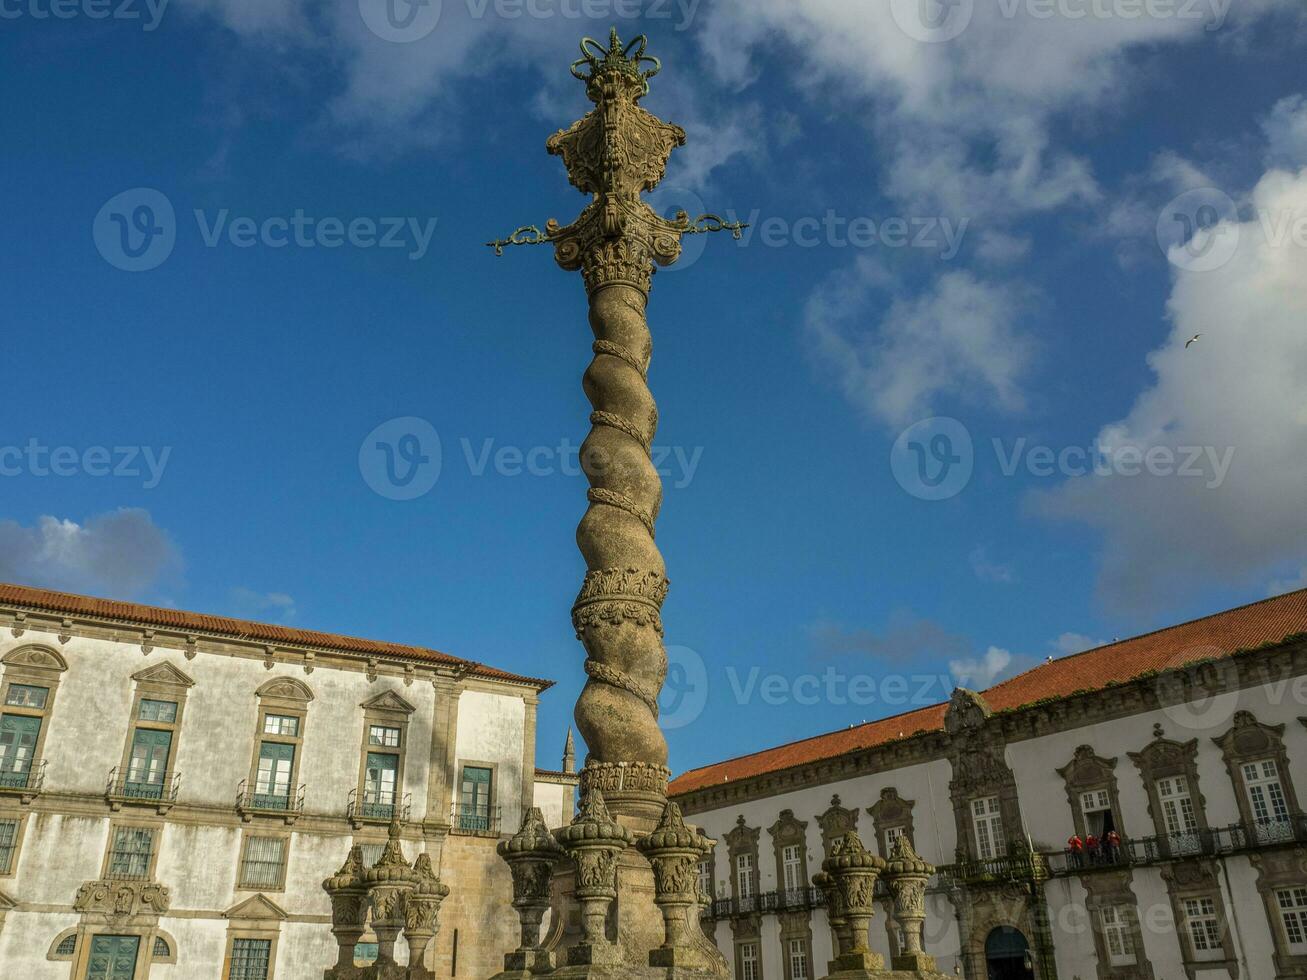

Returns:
827,951,885,974
889,953,939,973
503,950,557,974
819,967,952,980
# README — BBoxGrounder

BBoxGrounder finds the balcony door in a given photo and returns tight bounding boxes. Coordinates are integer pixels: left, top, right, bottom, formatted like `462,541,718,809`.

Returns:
365,752,399,818
0,714,40,787
126,729,172,799
84,935,140,980
459,765,492,830
254,742,295,810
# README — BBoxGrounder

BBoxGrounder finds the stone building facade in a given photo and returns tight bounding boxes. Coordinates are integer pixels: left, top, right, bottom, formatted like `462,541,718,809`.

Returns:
0,583,577,980
672,589,1307,980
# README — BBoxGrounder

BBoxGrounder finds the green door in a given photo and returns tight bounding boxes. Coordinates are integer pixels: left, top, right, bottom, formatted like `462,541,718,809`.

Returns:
254,742,295,809
85,935,140,980
0,714,40,788
460,765,492,831
364,752,398,819
126,729,172,799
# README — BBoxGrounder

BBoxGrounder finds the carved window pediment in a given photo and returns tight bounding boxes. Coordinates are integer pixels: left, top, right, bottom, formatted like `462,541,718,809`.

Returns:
768,809,807,845
257,677,315,703
724,815,761,855
2,645,68,672
817,795,860,857
131,661,195,690
225,893,288,922
360,689,416,715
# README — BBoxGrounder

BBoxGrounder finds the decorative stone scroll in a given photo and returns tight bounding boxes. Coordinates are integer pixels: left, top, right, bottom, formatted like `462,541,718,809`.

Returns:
73,879,170,921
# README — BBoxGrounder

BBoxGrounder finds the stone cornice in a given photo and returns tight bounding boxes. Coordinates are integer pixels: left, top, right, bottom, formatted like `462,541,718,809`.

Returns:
0,611,548,697
674,637,1307,815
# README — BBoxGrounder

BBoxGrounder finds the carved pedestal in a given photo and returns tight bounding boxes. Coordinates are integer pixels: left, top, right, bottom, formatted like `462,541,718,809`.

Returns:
324,848,369,980
495,808,565,978
882,839,938,975
817,832,886,978
636,803,721,972
553,791,633,968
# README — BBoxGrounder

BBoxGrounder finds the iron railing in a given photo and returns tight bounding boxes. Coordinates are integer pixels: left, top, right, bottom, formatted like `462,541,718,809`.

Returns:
451,803,502,836
347,788,411,824
106,766,180,805
236,779,305,818
0,759,45,795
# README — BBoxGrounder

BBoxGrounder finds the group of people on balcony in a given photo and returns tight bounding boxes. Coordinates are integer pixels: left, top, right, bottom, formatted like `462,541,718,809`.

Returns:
1065,830,1122,867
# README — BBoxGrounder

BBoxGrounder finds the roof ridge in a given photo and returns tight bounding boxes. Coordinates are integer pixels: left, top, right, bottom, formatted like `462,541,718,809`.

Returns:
984,585,1307,694
673,701,943,781
0,580,552,690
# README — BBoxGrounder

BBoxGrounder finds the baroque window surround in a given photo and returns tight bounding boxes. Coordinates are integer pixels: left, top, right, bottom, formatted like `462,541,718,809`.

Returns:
1057,745,1128,842
111,662,195,814
223,893,288,980
1080,870,1156,980
816,794,860,860
351,689,416,828
944,689,1023,863
724,816,762,908
777,909,814,980
768,809,811,901
730,915,763,980
0,645,67,804
698,826,719,903
241,677,314,824
867,787,917,859
1128,731,1209,855
1249,847,1307,979
1212,710,1302,833
1158,859,1237,980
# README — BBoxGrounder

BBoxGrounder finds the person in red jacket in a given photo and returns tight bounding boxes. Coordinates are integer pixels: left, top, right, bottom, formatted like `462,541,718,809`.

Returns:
1086,834,1101,865
1105,829,1122,863
1067,834,1084,868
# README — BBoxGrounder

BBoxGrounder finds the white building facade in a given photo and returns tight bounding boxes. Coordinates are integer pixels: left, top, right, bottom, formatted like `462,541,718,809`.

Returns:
673,590,1307,980
0,583,576,980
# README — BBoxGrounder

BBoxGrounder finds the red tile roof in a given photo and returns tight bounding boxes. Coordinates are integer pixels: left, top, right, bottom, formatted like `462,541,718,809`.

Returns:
669,588,1307,797
0,582,553,691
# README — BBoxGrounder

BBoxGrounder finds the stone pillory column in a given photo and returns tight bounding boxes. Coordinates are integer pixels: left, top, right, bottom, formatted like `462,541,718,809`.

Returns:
488,29,743,828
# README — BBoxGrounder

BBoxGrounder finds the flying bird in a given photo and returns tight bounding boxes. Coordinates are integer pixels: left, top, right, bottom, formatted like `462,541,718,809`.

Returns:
1185,334,1202,348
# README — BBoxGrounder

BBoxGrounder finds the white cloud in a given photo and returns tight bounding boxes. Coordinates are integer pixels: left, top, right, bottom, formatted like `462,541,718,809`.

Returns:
1036,125,1307,611
804,259,1034,429
969,546,1016,584
950,646,1014,689
1051,632,1107,656
230,587,298,622
0,510,180,598
1268,568,1307,596
1264,95,1307,168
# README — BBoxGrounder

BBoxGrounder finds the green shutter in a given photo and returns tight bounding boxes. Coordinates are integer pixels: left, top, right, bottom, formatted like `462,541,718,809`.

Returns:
0,714,41,787
85,936,140,980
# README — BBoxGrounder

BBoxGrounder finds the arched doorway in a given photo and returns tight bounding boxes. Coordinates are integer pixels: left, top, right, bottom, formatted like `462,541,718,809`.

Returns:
985,926,1035,980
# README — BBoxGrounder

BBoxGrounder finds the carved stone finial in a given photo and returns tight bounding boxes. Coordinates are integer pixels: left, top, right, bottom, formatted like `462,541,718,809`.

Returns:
554,791,634,965
883,835,938,973
819,832,886,974
635,802,720,969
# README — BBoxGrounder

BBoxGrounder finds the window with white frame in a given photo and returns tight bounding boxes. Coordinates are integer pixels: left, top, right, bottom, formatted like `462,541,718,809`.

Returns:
1157,776,1199,838
1278,888,1307,953
239,835,288,890
1243,760,1290,825
736,852,755,899
1080,789,1117,836
884,825,908,856
698,859,713,900
781,844,804,893
971,796,1004,860
788,938,808,980
4,684,47,709
1182,897,1223,958
740,941,759,980
1100,906,1137,966
368,725,401,748
262,714,299,737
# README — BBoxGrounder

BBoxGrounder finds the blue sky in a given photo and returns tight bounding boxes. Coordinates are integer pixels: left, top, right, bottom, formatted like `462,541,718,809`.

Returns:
3,0,1307,775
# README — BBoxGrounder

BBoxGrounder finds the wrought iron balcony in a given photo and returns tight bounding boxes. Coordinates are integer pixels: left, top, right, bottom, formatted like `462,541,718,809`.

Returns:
1044,816,1307,877
450,803,502,837
705,886,828,920
347,788,411,826
0,759,45,801
236,779,305,823
106,767,180,812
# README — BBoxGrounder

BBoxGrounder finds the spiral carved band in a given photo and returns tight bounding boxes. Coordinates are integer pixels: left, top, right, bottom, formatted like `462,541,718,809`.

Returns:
592,339,648,379
585,659,660,716
589,410,652,454
586,487,657,538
